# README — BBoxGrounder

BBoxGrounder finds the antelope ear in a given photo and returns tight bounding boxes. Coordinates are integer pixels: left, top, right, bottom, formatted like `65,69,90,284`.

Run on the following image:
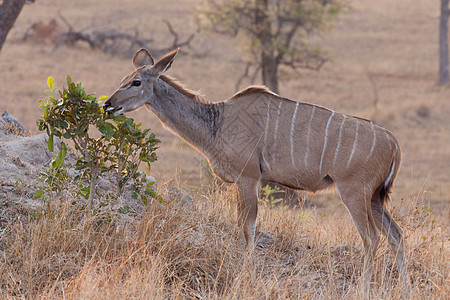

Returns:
133,48,154,68
153,48,179,76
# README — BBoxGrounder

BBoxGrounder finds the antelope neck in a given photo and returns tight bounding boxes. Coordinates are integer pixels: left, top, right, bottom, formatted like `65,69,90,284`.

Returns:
152,78,224,150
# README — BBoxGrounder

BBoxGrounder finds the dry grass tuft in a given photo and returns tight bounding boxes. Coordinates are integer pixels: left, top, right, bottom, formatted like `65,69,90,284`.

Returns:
1,121,30,137
0,183,447,299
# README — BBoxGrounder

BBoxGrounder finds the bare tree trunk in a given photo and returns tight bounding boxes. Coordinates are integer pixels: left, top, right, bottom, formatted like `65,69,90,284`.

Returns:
254,0,280,94
439,0,449,85
261,54,279,94
0,0,26,54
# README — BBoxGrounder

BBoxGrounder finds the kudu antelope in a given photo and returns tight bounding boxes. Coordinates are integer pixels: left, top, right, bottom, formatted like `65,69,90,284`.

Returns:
104,48,409,292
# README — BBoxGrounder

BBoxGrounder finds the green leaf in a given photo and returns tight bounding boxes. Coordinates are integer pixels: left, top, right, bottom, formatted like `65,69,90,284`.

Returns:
79,184,90,200
48,134,54,152
47,76,55,89
45,87,58,94
59,120,69,129
141,195,148,205
113,115,127,122
75,165,87,171
118,206,130,214
34,190,44,199
99,95,108,101
49,142,67,170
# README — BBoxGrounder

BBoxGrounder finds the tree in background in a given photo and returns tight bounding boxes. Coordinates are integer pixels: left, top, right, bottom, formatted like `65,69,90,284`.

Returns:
199,0,340,94
439,0,449,85
0,0,35,54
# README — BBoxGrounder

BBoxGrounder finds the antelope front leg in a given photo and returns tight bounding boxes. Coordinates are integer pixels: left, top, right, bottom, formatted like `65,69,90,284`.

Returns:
235,178,259,249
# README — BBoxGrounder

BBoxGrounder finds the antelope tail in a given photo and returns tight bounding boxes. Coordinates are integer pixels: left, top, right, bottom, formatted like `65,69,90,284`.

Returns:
378,146,401,206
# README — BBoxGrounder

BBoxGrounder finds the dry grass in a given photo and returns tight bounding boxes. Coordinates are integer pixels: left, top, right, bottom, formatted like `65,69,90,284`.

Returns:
0,182,448,299
0,0,449,298
0,0,448,210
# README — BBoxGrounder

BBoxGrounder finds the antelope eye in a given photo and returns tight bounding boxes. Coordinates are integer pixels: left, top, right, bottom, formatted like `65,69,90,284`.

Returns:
132,80,141,87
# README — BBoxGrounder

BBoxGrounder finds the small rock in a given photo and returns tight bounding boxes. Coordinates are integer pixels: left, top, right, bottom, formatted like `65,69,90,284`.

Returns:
256,230,276,249
416,104,430,119
331,244,358,256
170,186,193,205
1,111,29,134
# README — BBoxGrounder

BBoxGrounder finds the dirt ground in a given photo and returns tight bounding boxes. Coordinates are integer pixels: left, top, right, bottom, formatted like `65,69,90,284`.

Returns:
0,0,448,212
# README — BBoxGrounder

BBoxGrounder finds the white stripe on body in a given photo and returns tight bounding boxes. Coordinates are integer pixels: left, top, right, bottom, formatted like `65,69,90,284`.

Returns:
263,100,272,147
273,100,283,145
347,120,359,168
366,121,377,162
260,100,272,171
384,145,398,189
304,106,316,167
384,131,392,149
333,115,346,167
319,111,335,174
384,157,395,189
290,102,299,168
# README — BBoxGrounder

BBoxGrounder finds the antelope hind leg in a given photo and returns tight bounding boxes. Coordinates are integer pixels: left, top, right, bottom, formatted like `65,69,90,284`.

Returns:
371,199,410,294
336,183,380,297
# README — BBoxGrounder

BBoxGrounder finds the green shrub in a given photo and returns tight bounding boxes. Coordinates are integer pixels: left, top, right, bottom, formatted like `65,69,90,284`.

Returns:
36,75,160,209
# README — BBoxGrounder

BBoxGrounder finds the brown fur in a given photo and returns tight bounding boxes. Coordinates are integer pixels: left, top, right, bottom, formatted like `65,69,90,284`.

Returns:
104,48,410,295
160,75,210,104
231,85,274,99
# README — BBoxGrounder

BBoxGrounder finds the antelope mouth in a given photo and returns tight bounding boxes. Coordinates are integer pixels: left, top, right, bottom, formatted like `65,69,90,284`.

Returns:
104,104,123,116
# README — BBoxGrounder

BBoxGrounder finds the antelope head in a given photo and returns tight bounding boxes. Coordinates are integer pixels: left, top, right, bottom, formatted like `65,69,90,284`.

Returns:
104,48,179,115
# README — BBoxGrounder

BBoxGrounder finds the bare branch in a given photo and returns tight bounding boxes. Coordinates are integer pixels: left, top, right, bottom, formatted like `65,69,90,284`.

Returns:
234,62,261,92
251,65,261,84
163,19,179,46
52,16,194,58
281,53,328,72
162,19,195,52
57,10,73,32
235,62,252,92
147,20,195,56
56,31,96,49
276,21,301,62
366,69,379,113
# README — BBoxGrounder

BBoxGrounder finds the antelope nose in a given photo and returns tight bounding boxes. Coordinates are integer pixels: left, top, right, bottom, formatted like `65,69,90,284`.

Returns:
103,102,113,112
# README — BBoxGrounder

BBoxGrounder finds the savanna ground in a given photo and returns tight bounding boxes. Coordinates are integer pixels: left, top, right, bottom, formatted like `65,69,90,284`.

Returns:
0,0,448,298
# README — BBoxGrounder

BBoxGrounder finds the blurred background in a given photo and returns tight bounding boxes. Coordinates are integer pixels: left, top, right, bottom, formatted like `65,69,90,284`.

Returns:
0,0,448,212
